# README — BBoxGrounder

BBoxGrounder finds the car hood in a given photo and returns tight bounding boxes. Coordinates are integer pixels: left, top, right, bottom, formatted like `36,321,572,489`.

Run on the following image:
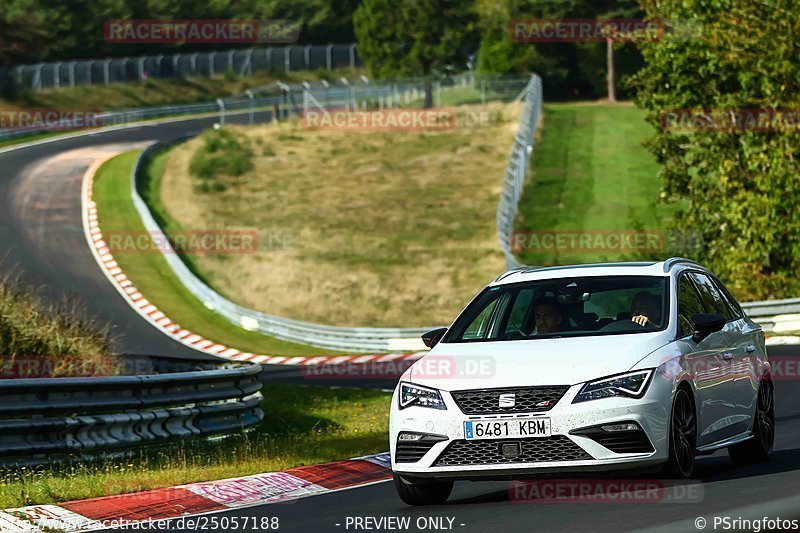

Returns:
400,333,670,391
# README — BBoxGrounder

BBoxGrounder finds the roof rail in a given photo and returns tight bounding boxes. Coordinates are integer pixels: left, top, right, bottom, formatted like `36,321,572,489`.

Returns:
493,266,528,282
662,257,702,273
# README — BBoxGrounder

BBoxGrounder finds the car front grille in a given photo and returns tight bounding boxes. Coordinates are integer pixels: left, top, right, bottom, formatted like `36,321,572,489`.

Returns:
433,436,592,467
451,386,569,415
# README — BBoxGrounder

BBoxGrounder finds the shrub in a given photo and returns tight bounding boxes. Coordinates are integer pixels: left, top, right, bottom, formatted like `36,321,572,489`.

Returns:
189,128,254,193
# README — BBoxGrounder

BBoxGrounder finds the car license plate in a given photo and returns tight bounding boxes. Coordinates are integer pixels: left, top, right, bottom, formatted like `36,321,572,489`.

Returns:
464,418,551,440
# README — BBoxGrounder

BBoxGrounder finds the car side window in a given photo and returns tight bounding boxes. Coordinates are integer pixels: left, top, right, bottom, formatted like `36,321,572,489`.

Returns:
462,298,499,340
677,274,706,338
503,288,535,337
710,275,744,319
689,272,733,320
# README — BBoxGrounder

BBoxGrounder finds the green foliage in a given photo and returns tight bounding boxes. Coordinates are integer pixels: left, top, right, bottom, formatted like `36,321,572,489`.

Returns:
354,0,478,105
474,0,644,99
189,128,254,193
632,0,800,300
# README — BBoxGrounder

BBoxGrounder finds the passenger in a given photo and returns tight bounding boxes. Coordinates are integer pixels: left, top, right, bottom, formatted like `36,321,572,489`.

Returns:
533,297,565,334
631,292,661,327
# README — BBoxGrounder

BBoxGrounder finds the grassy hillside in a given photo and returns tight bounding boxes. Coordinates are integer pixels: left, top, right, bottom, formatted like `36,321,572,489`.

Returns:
514,102,683,266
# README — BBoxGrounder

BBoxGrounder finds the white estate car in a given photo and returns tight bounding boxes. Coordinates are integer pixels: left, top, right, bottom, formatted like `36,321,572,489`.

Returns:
390,258,774,505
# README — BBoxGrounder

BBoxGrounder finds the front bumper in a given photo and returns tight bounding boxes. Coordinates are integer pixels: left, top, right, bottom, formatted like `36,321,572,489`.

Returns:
389,377,672,480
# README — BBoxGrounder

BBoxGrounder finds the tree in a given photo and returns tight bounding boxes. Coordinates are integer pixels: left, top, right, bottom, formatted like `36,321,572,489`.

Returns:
632,0,800,300
353,0,478,107
0,0,58,65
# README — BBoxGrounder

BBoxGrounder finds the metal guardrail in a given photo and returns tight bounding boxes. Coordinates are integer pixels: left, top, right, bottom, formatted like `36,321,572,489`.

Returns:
496,74,543,269
741,298,800,333
0,357,263,466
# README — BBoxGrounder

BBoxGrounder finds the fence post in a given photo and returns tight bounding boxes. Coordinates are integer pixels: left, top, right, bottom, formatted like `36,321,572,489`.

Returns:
304,45,311,69
32,64,43,91
209,52,216,77
216,98,226,127
53,62,61,89
285,46,291,72
265,47,271,71
326,44,334,70
228,50,234,73
190,53,198,75
68,61,77,87
349,44,356,68
245,89,254,126
155,55,164,78
172,54,180,77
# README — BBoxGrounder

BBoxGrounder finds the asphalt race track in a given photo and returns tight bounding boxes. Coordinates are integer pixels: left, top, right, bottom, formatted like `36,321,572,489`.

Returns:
4,116,800,531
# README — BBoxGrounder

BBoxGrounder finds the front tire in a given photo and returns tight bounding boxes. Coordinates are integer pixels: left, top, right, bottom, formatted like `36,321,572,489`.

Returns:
662,387,697,478
393,474,453,506
729,378,774,465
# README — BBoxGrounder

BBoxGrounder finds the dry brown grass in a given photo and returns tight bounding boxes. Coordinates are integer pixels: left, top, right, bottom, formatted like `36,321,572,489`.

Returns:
158,102,520,327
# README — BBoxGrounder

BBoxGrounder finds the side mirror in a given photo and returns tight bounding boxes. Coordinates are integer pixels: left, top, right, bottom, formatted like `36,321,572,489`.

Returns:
422,327,448,349
691,313,726,343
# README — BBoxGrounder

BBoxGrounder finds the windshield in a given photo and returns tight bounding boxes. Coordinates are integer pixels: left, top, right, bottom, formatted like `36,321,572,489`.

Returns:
444,275,669,343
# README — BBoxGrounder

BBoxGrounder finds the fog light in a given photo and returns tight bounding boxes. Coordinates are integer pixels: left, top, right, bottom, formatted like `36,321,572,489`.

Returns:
398,432,424,441
601,423,640,432
499,442,522,458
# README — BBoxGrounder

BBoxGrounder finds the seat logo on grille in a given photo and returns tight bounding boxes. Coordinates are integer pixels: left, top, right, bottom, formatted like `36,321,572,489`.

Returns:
498,393,516,407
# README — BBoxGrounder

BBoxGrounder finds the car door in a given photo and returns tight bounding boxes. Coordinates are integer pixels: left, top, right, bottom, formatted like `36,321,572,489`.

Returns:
709,274,762,435
677,272,736,446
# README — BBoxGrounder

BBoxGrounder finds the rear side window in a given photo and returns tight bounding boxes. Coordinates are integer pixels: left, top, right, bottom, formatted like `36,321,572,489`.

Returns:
689,272,733,320
710,275,744,319
677,274,706,338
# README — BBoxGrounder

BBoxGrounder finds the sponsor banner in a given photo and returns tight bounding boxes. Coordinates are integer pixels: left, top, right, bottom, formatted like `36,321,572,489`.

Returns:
2,505,102,532
182,472,327,507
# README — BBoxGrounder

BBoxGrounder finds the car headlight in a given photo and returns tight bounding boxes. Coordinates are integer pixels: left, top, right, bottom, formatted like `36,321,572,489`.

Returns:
573,370,653,403
398,382,447,410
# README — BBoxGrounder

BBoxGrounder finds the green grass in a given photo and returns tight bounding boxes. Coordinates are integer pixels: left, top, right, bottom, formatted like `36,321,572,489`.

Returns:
93,151,341,356
0,384,390,508
514,102,681,266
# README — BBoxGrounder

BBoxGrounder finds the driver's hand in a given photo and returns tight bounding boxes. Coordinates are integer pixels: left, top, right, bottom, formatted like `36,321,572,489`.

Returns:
632,315,649,327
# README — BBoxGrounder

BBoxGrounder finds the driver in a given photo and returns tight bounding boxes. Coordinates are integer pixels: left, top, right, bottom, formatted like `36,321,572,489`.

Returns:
631,292,661,327
533,297,565,334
